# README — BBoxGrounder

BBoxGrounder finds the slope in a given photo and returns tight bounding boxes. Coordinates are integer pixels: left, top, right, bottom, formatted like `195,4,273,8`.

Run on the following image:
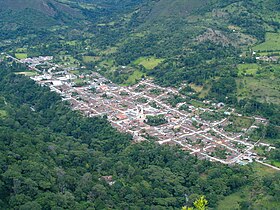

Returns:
140,0,212,21
0,0,82,17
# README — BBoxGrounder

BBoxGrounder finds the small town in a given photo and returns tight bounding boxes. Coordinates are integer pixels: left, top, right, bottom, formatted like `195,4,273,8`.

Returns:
6,54,279,170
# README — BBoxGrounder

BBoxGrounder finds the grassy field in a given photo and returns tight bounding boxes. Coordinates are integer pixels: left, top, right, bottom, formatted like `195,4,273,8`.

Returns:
217,189,246,210
217,186,280,210
236,63,280,104
100,59,115,67
251,162,277,176
69,70,80,75
133,56,164,69
124,70,144,86
73,78,87,87
15,53,28,59
190,82,212,99
189,100,208,108
258,51,280,56
198,85,211,98
253,32,280,52
83,56,100,63
225,115,254,133
237,63,260,76
59,55,79,67
237,77,280,104
99,47,118,55
189,83,203,92
270,160,280,168
217,162,279,210
231,116,254,128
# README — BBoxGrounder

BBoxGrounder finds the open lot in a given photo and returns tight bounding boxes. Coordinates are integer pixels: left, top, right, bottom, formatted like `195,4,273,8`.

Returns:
15,53,28,59
225,115,254,133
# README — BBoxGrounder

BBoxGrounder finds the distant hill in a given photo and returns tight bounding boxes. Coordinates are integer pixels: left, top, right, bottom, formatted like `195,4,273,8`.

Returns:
114,0,280,61
0,0,88,41
0,0,82,17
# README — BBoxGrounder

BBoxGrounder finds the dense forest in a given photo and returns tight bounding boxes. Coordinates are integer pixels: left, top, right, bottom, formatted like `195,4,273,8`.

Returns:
0,62,279,209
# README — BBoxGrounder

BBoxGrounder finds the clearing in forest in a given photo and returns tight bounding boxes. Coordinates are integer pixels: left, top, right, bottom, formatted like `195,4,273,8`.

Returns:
133,56,164,69
253,32,280,52
83,56,100,63
237,64,260,76
124,70,145,86
0,110,7,118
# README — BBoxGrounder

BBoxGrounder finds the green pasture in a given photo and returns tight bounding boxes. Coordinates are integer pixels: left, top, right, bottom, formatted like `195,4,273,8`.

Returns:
237,77,280,104
237,63,260,76
15,53,28,59
133,56,164,69
124,70,144,86
253,32,280,52
83,56,100,63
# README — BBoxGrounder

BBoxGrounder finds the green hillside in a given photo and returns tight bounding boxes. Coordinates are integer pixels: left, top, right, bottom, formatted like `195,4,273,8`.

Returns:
253,32,280,52
140,0,211,20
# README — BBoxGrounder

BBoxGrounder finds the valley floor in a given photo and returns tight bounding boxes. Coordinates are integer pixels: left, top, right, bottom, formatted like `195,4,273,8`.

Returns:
5,53,279,171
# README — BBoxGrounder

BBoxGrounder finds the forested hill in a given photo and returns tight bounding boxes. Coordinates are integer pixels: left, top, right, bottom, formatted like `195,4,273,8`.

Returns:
0,61,279,209
1,0,279,54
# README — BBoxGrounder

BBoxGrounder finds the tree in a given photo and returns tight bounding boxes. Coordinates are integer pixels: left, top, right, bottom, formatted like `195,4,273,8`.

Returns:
182,196,208,210
194,196,208,210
